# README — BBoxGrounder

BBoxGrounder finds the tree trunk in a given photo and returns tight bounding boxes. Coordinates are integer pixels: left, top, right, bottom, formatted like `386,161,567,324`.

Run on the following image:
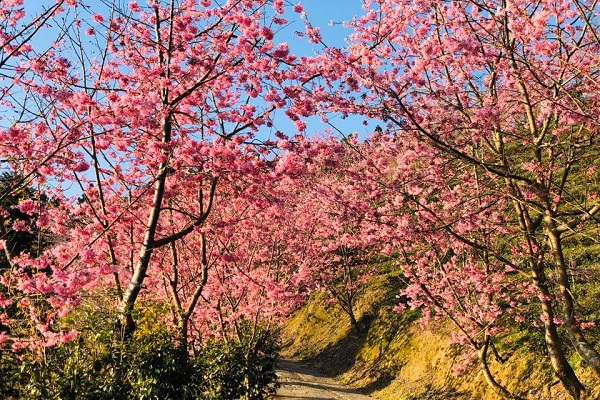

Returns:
544,222,600,377
117,116,172,339
243,350,251,400
532,264,584,400
177,319,189,365
508,189,584,399
332,289,360,333
349,309,359,333
477,336,522,400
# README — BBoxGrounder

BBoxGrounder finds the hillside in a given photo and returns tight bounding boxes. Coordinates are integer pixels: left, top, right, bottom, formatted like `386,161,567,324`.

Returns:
280,274,600,400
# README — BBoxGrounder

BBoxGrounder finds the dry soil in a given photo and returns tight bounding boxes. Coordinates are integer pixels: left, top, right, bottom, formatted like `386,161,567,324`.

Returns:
272,359,373,400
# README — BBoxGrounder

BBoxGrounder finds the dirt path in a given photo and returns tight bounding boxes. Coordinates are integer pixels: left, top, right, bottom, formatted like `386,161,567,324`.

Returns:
271,359,373,400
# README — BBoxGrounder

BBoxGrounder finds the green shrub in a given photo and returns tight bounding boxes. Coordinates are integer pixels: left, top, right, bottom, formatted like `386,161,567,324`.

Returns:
0,325,280,400
195,329,280,400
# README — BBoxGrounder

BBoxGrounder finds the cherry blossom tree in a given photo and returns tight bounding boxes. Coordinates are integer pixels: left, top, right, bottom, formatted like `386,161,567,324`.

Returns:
0,0,318,355
4,0,599,397
152,150,313,360
317,0,600,397
288,136,385,332
0,0,86,355
324,129,530,397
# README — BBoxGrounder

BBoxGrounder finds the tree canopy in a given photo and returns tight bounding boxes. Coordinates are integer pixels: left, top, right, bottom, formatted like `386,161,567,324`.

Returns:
1,1,600,399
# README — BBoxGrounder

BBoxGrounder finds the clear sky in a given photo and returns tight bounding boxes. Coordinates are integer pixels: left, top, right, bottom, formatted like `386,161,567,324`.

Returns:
20,1,374,141
290,0,364,51
11,1,373,196
269,0,375,141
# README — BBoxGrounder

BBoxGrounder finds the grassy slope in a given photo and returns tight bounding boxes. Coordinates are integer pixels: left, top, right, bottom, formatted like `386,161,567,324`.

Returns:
280,273,600,400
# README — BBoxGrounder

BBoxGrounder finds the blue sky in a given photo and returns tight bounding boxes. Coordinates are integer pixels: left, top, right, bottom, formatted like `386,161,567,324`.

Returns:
18,1,374,141
8,1,373,196
270,0,375,141
290,0,363,51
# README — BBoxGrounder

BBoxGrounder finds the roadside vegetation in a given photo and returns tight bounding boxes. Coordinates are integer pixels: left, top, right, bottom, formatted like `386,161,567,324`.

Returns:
282,269,600,400
2,1,600,399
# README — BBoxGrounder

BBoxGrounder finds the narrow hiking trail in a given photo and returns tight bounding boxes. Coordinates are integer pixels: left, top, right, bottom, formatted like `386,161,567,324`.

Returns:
272,359,373,400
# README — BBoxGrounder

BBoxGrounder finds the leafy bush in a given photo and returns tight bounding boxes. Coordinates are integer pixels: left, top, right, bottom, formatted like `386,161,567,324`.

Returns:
1,322,280,399
195,329,280,400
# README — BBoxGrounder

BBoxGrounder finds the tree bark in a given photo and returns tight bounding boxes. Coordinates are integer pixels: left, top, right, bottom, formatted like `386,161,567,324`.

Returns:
348,307,359,333
176,320,189,364
508,187,584,399
545,217,600,377
477,336,522,400
117,115,173,339
531,263,584,400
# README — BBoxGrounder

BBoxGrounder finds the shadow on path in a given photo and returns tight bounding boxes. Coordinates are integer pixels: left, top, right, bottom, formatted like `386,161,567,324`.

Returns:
272,359,373,400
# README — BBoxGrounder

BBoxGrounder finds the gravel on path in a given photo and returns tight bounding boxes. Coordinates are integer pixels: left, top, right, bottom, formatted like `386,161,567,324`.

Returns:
271,359,374,400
